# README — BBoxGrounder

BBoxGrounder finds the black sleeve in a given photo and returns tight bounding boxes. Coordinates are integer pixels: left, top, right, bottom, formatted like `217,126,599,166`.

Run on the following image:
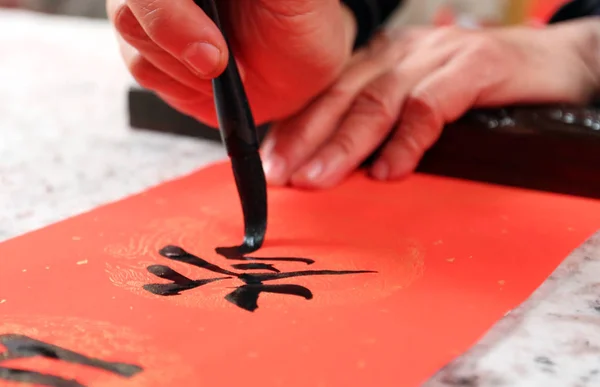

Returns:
549,0,600,23
341,0,404,49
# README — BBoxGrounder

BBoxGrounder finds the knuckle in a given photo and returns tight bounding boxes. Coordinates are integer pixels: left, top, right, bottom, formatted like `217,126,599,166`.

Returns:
466,35,502,61
274,115,314,157
407,90,436,116
134,0,172,42
394,130,423,157
326,82,354,102
114,4,148,42
352,86,396,123
403,93,443,149
331,131,357,157
287,125,314,154
462,35,506,81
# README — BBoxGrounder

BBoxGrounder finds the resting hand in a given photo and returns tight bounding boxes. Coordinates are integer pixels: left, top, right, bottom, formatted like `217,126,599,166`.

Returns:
261,18,600,188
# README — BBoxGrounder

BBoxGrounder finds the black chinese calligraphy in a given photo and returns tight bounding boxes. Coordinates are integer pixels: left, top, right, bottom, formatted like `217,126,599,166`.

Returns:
144,265,229,296
215,245,315,264
0,334,143,387
231,263,280,272
143,245,376,312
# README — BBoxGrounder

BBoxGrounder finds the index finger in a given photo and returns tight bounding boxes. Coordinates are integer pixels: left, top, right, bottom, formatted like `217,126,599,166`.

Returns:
126,0,229,77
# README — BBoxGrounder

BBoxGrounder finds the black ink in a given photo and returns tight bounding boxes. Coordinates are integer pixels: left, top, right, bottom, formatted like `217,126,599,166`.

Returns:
225,284,313,312
0,334,143,387
144,245,376,311
143,264,229,296
224,135,267,257
0,367,85,387
237,270,375,284
215,246,315,264
231,263,280,273
160,245,237,276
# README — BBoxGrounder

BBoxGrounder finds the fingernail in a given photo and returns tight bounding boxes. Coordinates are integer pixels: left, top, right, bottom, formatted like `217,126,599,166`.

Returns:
263,154,287,185
371,161,389,180
303,160,324,182
182,42,222,77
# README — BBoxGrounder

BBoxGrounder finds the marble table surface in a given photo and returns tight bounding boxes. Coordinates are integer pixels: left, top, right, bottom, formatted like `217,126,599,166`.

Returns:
1,9,599,387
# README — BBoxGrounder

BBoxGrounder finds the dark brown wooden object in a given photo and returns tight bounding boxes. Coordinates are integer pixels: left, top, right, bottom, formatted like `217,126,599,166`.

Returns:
128,85,600,199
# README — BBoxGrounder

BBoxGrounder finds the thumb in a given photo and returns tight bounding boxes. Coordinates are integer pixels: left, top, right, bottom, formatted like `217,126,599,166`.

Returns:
126,0,229,78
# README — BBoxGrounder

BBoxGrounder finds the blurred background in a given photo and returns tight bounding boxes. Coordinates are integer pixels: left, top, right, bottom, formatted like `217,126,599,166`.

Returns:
0,0,107,19
0,0,572,26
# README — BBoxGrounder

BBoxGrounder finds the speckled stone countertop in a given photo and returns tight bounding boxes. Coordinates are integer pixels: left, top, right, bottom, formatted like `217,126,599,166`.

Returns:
0,9,226,241
2,10,599,387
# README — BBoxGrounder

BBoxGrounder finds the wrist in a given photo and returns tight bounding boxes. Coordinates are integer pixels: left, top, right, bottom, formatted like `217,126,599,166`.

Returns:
533,17,600,102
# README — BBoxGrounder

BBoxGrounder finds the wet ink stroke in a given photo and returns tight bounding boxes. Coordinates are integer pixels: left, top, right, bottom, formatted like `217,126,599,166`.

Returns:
215,245,315,264
143,245,376,312
231,263,280,273
0,334,143,387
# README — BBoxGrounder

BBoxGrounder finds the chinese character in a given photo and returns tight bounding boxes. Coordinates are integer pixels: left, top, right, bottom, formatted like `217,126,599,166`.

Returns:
143,245,376,312
0,334,143,387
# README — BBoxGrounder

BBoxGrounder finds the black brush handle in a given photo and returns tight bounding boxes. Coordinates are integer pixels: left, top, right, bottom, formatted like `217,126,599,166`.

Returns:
194,0,260,155
192,0,268,253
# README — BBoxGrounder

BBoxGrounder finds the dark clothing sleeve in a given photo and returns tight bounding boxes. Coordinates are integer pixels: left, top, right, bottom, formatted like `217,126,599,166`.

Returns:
550,0,600,23
341,0,403,48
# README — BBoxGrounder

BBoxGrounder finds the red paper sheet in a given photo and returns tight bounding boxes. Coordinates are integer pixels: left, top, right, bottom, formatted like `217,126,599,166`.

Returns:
1,161,599,387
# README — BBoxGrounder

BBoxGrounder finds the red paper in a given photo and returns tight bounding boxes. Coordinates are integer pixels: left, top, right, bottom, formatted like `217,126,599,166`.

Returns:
1,161,599,386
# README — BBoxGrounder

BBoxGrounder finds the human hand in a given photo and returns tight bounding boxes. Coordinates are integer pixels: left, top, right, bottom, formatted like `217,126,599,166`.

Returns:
106,0,357,127
261,18,600,189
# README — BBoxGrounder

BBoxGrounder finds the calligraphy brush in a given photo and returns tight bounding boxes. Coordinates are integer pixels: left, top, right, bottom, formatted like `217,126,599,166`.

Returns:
194,0,267,254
